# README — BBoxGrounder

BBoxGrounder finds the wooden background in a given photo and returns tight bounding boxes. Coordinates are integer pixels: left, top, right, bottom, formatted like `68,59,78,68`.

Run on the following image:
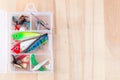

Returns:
0,0,119,80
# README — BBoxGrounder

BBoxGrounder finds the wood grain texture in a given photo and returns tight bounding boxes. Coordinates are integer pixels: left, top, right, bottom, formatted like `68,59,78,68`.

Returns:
105,0,120,80
1,0,120,80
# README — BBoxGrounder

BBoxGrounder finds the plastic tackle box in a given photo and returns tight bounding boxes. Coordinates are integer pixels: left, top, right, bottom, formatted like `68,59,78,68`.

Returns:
0,10,53,73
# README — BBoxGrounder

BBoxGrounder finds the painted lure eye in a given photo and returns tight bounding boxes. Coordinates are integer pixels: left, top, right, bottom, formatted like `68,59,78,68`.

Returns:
15,47,18,50
15,35,18,38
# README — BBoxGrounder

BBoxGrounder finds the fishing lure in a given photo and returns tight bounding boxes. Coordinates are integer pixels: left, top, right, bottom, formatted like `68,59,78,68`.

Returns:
15,25,20,30
31,54,46,71
21,56,29,69
12,15,30,31
11,38,37,54
12,16,18,24
11,43,20,54
12,55,29,69
45,64,51,70
13,16,20,30
38,20,50,30
24,33,48,53
16,55,27,61
32,59,49,71
31,13,50,30
12,55,23,69
12,32,40,40
24,22,30,29
18,15,28,25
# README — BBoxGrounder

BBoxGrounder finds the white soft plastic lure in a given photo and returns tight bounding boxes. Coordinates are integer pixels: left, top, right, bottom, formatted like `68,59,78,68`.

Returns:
45,64,51,70
32,59,49,71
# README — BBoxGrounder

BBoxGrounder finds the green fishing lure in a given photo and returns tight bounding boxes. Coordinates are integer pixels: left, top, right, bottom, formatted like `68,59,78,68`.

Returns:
12,32,41,40
31,54,46,71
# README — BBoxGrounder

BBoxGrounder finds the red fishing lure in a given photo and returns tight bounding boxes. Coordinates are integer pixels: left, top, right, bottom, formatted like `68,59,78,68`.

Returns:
15,25,20,30
11,43,20,54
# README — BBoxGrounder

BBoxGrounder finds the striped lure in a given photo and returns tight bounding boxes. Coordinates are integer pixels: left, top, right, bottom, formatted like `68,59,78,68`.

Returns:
24,33,48,53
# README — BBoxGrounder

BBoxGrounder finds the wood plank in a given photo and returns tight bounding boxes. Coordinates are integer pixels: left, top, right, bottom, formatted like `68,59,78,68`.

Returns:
15,74,38,80
1,0,16,11
105,0,120,80
0,73,15,80
54,0,70,80
84,0,94,80
65,0,84,80
94,0,105,80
